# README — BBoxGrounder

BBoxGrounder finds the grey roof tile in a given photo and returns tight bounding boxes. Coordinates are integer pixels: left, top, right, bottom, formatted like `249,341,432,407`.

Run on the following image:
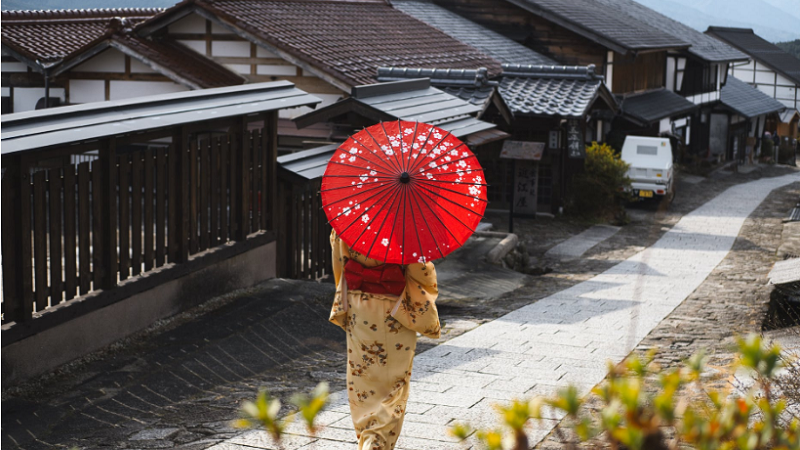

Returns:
514,0,689,53
498,64,611,117
618,88,697,124
392,0,556,65
720,77,786,118
591,0,748,62
707,27,800,84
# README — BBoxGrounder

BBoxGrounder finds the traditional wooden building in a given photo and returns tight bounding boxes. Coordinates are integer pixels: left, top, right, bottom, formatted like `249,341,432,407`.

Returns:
428,0,749,160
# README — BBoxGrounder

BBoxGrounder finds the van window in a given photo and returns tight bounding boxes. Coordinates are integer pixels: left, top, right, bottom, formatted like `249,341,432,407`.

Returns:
637,145,658,155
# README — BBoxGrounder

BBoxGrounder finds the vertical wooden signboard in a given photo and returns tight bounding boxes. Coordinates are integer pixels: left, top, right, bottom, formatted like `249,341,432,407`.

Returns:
500,141,545,232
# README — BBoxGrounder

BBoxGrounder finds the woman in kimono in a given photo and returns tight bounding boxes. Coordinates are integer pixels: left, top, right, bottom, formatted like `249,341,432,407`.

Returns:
329,231,441,450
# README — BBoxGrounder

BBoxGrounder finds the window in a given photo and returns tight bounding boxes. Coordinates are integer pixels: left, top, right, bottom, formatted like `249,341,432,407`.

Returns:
680,59,718,96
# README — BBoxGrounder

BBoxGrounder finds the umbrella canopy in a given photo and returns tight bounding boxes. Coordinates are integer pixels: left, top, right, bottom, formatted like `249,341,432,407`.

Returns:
321,120,487,265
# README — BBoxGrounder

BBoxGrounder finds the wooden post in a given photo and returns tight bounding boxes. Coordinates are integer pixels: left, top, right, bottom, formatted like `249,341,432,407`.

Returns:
266,111,278,231
101,137,118,289
236,116,249,241
4,155,33,321
174,126,190,263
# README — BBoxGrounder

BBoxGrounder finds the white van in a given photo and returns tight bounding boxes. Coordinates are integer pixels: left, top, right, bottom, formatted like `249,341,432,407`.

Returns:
620,136,674,201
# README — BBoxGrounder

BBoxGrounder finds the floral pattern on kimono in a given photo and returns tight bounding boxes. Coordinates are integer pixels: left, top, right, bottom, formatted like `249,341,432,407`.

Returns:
329,231,440,450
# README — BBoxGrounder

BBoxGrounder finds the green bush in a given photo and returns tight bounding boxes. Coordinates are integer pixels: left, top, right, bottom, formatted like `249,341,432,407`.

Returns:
451,334,800,450
568,142,631,221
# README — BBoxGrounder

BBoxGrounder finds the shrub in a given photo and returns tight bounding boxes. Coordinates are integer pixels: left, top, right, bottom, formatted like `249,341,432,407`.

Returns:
568,142,631,221
451,334,800,450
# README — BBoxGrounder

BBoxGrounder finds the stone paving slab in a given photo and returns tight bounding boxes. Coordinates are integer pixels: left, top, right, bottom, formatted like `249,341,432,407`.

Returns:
545,225,621,260
211,173,800,450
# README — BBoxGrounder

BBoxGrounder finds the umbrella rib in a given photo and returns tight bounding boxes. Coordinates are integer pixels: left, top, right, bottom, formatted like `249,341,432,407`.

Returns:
328,160,394,175
397,119,408,173
350,134,401,174
403,121,420,173
408,124,437,175
321,179,390,193
324,174,407,180
410,186,462,255
325,182,399,225
364,181,404,260
380,122,407,176
408,186,445,260
344,180,402,250
411,142,468,174
401,182,408,263
412,178,489,203
414,184,481,234
323,181,394,208
407,130,454,174
413,178,489,187
406,180,427,263
384,184,405,263
416,155,478,174
332,182,400,240
413,181,485,218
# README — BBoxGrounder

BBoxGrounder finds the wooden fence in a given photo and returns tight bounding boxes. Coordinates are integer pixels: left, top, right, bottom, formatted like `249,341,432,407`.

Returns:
276,178,331,281
2,115,278,324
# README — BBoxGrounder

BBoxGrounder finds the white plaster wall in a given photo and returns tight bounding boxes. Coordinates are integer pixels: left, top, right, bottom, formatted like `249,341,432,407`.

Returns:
776,85,797,101
109,80,187,101
69,79,105,103
225,64,251,74
168,13,205,33
756,84,776,97
2,62,29,72
257,65,297,76
1,87,9,96
13,87,65,112
73,48,125,72
212,41,250,57
177,40,206,55
755,70,776,85
659,118,670,133
665,57,675,91
732,70,755,84
130,58,157,73
211,20,230,34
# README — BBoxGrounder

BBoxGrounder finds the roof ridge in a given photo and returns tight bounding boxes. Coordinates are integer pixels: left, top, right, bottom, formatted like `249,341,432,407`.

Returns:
1,8,162,21
706,26,755,34
501,63,602,80
377,66,493,87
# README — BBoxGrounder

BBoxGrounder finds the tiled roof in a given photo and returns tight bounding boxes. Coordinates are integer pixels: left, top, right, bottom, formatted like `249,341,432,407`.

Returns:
707,27,800,85
294,78,509,146
720,77,786,119
184,0,502,87
391,0,556,65
498,64,615,118
590,0,748,62
376,67,497,109
113,35,245,88
512,0,689,53
618,88,697,125
1,9,159,64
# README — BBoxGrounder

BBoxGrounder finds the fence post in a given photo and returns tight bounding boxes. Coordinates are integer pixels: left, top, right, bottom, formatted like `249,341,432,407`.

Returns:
3,155,33,322
174,126,190,263
264,111,278,231
100,138,118,289
236,116,249,241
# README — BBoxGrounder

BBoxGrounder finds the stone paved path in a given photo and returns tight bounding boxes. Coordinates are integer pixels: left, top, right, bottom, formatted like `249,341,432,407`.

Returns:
544,225,620,260
210,173,800,450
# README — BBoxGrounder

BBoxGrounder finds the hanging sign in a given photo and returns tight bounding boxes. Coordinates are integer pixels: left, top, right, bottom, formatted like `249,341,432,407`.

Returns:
567,119,584,159
500,140,545,161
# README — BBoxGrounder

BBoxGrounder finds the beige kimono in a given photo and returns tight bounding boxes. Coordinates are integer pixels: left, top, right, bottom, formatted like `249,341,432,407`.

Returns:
329,231,441,450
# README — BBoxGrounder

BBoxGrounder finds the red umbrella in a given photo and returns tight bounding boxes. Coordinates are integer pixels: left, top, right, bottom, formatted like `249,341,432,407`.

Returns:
321,120,487,265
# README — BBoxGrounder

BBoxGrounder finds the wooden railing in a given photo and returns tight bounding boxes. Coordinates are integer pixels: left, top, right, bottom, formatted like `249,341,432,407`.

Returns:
2,114,278,324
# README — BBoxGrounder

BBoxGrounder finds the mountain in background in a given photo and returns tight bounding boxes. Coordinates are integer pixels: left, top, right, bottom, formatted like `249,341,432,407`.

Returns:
777,40,800,60
3,0,798,43
634,0,800,43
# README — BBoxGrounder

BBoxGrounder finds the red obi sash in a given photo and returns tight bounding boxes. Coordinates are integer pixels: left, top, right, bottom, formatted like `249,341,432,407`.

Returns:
344,259,405,296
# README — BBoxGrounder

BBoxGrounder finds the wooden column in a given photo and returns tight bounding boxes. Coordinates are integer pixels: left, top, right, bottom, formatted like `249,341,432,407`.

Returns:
174,126,190,263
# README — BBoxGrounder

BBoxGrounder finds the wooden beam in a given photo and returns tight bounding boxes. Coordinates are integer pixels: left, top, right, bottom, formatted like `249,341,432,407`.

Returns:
213,56,292,65
168,32,243,41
